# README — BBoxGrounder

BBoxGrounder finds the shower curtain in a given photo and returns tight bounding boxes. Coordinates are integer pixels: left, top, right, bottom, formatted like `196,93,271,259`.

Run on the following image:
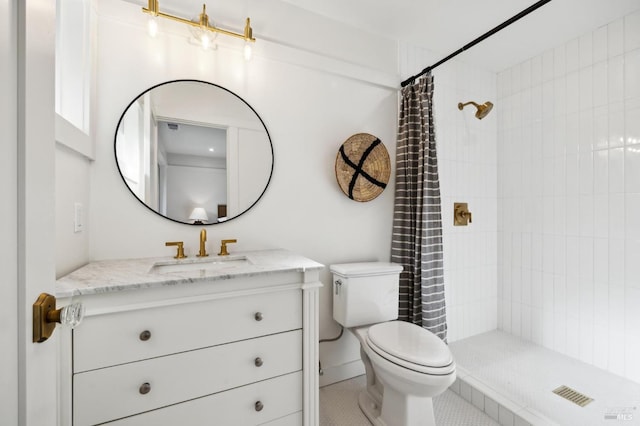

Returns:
391,72,447,342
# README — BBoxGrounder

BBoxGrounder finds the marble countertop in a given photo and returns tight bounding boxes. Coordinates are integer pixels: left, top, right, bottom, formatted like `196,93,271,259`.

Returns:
56,249,324,298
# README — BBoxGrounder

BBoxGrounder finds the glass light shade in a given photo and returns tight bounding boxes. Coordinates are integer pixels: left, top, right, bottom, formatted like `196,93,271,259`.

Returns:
147,16,158,37
189,207,209,224
243,42,253,61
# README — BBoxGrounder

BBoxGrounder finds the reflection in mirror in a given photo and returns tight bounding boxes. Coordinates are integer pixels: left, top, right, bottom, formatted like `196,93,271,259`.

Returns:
115,80,273,225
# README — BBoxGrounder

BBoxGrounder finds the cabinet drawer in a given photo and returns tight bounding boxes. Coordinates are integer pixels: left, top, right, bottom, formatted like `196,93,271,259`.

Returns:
106,371,302,426
74,289,301,372
74,330,302,426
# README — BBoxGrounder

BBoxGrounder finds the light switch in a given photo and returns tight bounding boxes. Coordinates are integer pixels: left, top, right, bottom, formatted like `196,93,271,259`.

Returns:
74,202,84,233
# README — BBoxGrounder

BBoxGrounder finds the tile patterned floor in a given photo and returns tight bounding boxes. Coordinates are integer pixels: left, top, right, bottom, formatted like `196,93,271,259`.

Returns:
319,375,500,426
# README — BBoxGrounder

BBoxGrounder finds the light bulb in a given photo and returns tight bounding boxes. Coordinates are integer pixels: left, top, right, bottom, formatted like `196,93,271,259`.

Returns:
201,33,212,50
147,16,158,38
243,42,253,61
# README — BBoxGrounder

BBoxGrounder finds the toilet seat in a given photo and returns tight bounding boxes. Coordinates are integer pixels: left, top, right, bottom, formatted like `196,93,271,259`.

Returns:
365,321,455,376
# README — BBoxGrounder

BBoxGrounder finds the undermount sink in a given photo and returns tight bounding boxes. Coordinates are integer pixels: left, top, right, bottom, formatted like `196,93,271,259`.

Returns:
150,256,251,275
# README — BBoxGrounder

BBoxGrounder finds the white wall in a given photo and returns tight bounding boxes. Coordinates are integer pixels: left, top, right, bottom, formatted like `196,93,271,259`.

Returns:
400,45,499,343
497,10,640,383
58,0,398,382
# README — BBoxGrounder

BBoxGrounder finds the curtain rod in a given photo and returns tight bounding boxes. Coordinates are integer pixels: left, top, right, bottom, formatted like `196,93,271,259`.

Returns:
400,0,553,88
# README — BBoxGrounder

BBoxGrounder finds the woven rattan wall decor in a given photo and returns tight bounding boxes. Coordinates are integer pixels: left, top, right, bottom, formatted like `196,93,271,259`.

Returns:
335,133,390,202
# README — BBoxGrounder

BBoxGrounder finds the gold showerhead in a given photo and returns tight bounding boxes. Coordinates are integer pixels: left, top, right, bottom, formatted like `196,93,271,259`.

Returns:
458,101,493,119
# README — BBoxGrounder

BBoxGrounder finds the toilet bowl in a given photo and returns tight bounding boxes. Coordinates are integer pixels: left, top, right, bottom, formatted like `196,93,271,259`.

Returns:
351,322,455,426
331,262,456,426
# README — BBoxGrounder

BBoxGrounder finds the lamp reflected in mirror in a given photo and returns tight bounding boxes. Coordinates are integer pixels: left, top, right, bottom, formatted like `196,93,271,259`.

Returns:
189,207,209,224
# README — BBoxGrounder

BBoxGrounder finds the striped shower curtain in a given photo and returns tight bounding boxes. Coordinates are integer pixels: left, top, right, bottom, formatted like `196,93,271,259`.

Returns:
391,72,447,342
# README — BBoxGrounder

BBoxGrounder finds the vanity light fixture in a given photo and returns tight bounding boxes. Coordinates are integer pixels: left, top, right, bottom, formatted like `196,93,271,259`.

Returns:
142,0,256,53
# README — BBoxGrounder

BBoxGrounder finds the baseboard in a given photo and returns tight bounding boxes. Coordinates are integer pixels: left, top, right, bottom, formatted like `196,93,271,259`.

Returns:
319,360,365,387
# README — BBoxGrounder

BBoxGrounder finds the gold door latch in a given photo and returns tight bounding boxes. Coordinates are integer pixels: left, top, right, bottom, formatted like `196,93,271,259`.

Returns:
454,202,472,226
33,293,84,343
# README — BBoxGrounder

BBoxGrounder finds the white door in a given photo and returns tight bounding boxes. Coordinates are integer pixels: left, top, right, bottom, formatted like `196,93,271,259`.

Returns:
1,0,58,425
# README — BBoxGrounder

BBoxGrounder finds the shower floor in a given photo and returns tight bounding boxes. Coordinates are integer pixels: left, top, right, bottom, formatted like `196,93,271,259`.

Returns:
449,330,640,426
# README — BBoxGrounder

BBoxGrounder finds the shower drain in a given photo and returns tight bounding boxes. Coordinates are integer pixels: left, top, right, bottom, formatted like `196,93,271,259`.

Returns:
552,385,594,407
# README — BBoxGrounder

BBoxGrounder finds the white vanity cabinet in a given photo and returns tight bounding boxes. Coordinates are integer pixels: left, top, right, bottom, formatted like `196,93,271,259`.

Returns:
56,250,323,426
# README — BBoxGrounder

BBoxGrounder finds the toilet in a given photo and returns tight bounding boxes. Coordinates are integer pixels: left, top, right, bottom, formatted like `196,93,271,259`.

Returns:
331,262,456,426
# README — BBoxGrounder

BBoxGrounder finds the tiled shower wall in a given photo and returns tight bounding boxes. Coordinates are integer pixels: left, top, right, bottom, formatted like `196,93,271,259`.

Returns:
401,43,499,343
497,10,640,382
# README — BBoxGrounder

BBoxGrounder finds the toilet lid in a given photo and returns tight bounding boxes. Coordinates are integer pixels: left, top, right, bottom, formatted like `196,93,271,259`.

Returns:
367,321,453,369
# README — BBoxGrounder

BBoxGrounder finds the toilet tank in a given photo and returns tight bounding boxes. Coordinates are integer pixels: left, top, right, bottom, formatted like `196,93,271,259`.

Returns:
330,262,403,328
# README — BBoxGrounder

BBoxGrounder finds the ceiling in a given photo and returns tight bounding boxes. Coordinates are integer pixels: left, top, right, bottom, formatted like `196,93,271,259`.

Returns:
280,0,640,72
132,0,640,72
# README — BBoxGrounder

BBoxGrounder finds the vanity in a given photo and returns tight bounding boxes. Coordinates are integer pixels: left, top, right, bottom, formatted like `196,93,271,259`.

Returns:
56,249,323,426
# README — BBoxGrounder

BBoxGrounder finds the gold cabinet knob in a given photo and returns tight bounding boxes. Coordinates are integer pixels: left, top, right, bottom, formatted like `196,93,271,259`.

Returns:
139,330,151,341
255,401,264,412
139,382,151,395
254,312,263,321
254,357,263,367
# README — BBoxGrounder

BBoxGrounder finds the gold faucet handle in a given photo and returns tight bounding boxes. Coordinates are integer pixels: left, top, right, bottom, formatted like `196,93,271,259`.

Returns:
165,241,187,259
218,239,237,256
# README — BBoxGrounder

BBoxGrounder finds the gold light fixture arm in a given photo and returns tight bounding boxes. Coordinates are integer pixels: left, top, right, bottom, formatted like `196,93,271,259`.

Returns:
142,0,256,42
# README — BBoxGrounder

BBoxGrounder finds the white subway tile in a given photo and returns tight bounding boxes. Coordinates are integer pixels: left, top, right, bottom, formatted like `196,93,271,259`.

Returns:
625,145,640,193
499,405,516,426
485,396,500,421
594,282,609,325
566,317,580,359
593,149,609,194
593,194,609,239
553,274,567,314
471,386,485,411
625,239,640,287
579,236,594,281
626,193,640,240
579,67,593,111
579,109,595,154
609,238,625,285
592,61,608,107
608,330,626,377
608,19,624,58
554,76,567,116
625,49,640,100
593,325,609,369
625,9,640,52
608,148,625,193
579,310,595,364
608,56,624,104
580,33,593,68
593,237,609,283
593,106,609,150
579,194,594,237
564,112,579,155
593,25,608,63
578,150,594,195
554,45,567,77
542,50,554,82
566,38,580,73
626,98,640,145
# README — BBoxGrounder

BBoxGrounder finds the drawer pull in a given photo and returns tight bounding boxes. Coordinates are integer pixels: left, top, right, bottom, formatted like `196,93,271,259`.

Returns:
139,382,151,395
139,330,151,341
254,357,263,367
254,312,263,321
255,401,264,412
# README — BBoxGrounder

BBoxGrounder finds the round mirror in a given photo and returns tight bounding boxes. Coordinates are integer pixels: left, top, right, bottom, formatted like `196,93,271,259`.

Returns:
114,80,273,225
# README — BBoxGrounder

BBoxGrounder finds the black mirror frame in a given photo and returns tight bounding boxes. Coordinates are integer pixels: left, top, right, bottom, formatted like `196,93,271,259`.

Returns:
114,79,274,226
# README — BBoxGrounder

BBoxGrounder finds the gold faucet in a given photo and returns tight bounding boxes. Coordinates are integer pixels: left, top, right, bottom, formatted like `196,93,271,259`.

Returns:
197,228,209,257
218,239,237,256
165,241,186,259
